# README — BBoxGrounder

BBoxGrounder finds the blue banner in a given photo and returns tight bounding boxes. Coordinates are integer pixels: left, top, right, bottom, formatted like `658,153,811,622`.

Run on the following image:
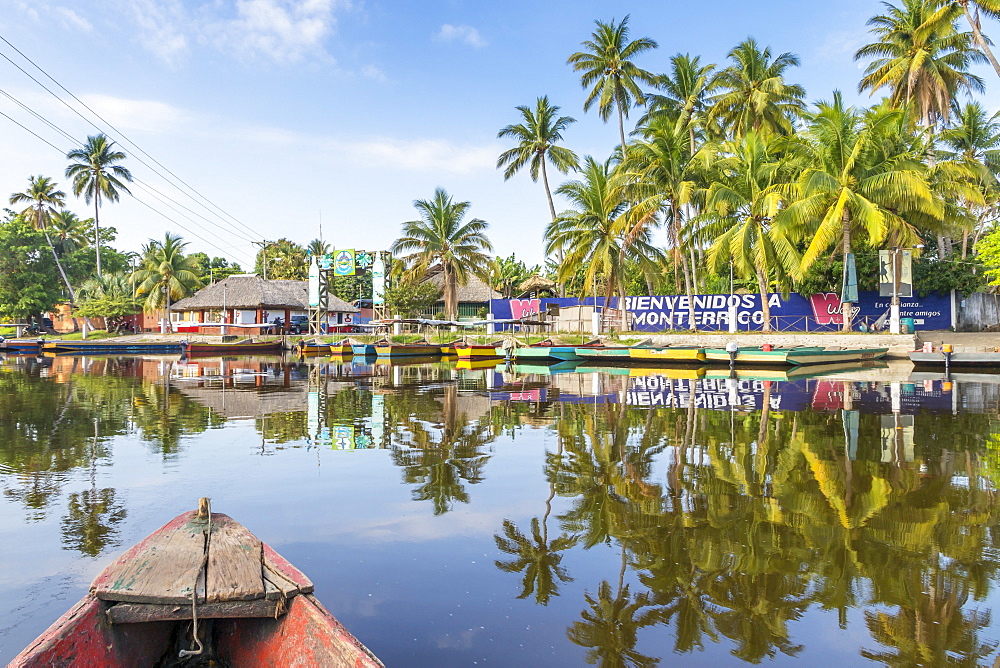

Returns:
489,291,951,332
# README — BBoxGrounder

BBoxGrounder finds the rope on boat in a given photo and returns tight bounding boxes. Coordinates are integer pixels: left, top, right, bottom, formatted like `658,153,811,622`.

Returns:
179,497,212,659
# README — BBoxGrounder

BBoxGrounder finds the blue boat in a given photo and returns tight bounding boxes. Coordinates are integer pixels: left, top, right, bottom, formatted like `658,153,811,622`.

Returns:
352,344,376,355
43,340,184,354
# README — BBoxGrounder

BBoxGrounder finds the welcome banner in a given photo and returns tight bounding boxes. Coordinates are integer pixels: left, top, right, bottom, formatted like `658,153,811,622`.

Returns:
490,291,951,332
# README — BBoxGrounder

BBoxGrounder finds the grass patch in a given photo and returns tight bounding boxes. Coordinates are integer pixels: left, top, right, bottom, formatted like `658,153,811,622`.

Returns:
54,330,120,341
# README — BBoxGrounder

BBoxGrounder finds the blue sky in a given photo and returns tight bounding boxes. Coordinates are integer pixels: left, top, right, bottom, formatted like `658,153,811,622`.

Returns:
1,0,998,269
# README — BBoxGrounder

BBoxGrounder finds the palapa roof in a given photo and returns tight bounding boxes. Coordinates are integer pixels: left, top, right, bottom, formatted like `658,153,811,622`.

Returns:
517,274,557,293
422,266,499,303
171,274,359,313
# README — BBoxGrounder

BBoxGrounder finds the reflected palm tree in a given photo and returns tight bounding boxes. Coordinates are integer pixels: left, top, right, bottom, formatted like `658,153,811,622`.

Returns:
60,488,126,556
495,518,578,605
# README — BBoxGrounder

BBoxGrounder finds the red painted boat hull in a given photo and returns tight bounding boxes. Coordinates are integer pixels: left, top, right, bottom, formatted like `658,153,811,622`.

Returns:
10,510,382,667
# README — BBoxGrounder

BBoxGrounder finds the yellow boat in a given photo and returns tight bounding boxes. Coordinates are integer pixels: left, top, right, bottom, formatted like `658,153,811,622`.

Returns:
329,341,354,355
628,366,705,380
628,346,705,363
455,358,505,370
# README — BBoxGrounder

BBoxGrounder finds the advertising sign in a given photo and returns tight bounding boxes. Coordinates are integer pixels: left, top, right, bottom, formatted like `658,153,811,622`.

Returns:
490,291,951,332
879,250,913,298
334,249,356,276
372,254,386,305
307,257,320,307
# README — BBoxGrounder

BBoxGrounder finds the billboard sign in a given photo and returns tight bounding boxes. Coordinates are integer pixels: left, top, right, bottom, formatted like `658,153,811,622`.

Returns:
334,249,356,276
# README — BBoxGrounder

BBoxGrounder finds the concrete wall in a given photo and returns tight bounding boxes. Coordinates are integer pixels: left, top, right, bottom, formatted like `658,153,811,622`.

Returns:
956,292,1000,331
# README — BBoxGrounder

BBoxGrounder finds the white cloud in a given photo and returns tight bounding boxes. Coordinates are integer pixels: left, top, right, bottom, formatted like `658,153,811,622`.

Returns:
361,64,386,81
125,0,189,65
343,137,495,174
435,24,486,48
54,7,92,32
209,0,343,63
78,94,187,133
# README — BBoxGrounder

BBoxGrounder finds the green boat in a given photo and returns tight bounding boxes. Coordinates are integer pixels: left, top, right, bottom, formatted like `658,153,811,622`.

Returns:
703,345,888,366
573,346,632,360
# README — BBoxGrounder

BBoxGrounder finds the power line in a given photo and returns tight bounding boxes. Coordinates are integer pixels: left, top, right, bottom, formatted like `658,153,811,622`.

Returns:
0,104,256,267
0,33,267,244
0,87,257,265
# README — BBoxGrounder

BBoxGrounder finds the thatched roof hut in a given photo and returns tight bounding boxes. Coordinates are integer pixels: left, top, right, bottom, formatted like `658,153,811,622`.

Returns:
171,274,358,313
517,274,558,295
422,266,499,302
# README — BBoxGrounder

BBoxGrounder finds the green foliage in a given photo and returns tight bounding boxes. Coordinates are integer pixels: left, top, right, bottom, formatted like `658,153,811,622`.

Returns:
188,252,243,284
330,273,372,304
0,216,61,319
255,238,306,280
382,278,442,317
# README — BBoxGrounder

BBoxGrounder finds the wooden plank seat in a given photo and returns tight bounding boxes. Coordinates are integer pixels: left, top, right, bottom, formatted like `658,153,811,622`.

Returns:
92,503,312,624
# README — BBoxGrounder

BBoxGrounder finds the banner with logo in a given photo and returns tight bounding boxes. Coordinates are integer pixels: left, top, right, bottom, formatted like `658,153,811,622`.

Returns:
489,291,951,332
334,249,356,276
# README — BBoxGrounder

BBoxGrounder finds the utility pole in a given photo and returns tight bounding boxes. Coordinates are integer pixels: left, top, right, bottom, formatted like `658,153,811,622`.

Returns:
890,246,901,334
252,241,270,280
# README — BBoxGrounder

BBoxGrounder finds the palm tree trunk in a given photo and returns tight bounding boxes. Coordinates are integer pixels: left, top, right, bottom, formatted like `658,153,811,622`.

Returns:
540,159,565,295
617,104,627,151
682,250,697,332
756,267,772,333
94,196,102,278
842,212,852,332
444,264,457,320
963,3,1000,78
42,229,75,303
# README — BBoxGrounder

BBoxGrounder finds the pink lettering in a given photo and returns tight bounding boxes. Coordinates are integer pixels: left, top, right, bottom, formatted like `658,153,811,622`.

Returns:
509,299,541,319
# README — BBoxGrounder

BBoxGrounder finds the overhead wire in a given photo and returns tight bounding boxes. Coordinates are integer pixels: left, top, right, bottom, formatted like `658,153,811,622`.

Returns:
0,33,268,247
0,91,258,267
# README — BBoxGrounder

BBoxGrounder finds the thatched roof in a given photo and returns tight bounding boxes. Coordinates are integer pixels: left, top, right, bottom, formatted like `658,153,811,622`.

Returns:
518,274,557,293
171,274,359,312
422,266,499,303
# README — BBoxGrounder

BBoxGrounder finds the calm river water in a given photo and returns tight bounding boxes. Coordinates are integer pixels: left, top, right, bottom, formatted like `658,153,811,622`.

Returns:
1,353,1000,666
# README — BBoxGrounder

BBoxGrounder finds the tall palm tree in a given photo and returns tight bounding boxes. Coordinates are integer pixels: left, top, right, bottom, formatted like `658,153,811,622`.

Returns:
699,131,801,332
132,233,202,330
708,38,805,139
939,101,1000,253
307,238,330,260
9,175,75,302
777,93,938,330
390,188,493,320
545,157,662,320
639,53,716,153
497,96,580,223
621,116,699,324
567,15,658,149
855,0,985,127
951,0,1000,78
65,134,133,277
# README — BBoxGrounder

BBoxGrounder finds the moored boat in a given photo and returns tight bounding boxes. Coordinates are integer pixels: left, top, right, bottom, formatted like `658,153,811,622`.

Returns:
329,340,354,355
704,359,888,381
455,357,506,370
296,339,332,355
0,337,44,352
42,340,184,354
703,345,888,365
183,339,283,356
352,343,376,356
374,342,442,357
10,498,382,667
573,346,632,360
629,346,706,363
455,343,504,359
510,341,580,362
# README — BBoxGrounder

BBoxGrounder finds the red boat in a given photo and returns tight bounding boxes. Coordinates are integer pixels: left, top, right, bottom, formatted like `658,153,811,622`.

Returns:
183,339,283,356
10,499,382,667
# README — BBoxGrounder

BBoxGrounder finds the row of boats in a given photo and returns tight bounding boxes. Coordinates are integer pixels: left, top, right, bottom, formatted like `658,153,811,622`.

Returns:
0,338,282,355
297,339,892,367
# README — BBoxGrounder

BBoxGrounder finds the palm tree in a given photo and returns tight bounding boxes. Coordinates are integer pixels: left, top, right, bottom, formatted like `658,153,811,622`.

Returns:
9,175,75,302
939,101,1000,253
307,238,330,260
621,116,699,324
65,134,133,277
855,0,985,127
545,157,662,320
390,188,493,320
777,93,938,330
951,0,1000,78
708,38,805,138
497,96,580,224
699,131,801,332
48,210,91,257
567,15,658,149
132,233,202,331
639,53,716,153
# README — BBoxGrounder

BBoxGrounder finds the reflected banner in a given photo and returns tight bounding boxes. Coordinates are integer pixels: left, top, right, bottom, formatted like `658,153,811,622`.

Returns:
490,291,952,332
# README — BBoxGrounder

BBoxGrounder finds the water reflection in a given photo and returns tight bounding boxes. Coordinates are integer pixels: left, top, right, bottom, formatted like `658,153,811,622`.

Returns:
2,352,1000,666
